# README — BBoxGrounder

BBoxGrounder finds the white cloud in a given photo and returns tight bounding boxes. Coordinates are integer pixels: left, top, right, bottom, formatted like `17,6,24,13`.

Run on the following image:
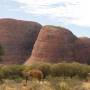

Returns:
13,0,90,26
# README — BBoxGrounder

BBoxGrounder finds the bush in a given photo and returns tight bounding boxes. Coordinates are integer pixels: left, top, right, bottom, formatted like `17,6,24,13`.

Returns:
23,62,90,79
26,63,51,78
0,65,24,79
0,62,89,80
51,62,90,79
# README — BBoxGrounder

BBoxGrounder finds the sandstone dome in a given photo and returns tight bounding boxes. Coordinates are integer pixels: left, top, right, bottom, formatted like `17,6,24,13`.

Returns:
0,18,42,64
75,37,90,64
26,25,77,64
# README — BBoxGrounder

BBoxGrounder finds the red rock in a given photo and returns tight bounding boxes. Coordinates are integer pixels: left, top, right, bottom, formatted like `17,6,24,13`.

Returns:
0,18,42,64
26,25,77,64
26,26,90,65
74,37,90,64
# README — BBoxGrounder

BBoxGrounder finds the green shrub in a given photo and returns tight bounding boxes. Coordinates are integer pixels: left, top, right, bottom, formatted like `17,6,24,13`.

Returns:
0,62,89,80
50,62,90,79
1,65,24,79
27,63,51,78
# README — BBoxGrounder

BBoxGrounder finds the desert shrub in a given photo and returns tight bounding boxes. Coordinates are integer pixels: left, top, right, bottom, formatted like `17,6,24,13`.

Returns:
51,63,77,77
1,65,24,80
0,62,89,81
34,63,51,78
26,63,51,78
51,62,90,79
23,62,90,79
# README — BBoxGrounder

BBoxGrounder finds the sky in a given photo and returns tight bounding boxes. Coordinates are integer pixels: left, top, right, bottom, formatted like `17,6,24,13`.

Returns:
0,0,90,37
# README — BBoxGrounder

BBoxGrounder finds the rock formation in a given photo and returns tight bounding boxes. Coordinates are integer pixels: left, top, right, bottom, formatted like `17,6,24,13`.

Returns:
25,25,77,64
0,18,42,64
0,19,90,65
75,37,90,64
26,25,90,65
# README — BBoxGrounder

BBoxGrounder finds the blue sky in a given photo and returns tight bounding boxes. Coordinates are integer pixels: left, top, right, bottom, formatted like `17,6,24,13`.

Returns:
0,0,90,37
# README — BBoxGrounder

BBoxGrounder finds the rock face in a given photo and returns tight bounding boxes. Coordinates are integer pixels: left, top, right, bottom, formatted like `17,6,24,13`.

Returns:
26,26,90,65
75,37,90,64
0,18,42,64
0,19,90,65
26,25,77,64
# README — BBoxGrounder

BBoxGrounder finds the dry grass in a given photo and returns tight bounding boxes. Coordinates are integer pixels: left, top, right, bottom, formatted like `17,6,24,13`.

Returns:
81,82,90,90
0,78,90,90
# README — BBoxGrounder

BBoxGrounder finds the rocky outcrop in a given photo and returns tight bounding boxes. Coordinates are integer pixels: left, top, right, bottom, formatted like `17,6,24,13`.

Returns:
26,26,90,65
74,37,90,64
0,18,42,64
25,25,77,64
0,19,90,65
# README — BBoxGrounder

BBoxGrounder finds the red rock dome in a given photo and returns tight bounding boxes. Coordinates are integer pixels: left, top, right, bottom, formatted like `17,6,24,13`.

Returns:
26,25,77,64
74,37,90,64
0,18,42,64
